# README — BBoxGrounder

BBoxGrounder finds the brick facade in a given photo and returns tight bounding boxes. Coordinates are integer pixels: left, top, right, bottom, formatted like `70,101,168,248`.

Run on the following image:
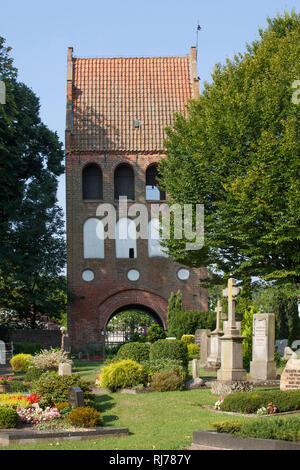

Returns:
65,47,208,351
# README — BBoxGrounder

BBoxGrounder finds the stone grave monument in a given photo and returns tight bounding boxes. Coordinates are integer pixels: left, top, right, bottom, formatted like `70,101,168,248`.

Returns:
59,362,72,376
275,339,288,357
0,341,5,365
250,313,277,381
192,358,199,379
198,330,211,368
206,300,223,371
217,278,247,382
68,386,85,408
280,358,300,390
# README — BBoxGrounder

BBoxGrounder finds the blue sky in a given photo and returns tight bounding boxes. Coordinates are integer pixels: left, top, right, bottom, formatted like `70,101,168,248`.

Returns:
1,0,298,220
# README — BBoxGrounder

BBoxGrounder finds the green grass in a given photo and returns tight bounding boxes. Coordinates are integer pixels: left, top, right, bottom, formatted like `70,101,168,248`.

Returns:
0,359,294,450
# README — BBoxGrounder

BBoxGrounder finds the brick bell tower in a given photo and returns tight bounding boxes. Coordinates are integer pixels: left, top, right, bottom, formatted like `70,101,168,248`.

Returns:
65,46,208,351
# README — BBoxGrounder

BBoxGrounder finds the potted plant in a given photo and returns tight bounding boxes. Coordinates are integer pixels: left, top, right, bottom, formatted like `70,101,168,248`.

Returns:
0,376,13,393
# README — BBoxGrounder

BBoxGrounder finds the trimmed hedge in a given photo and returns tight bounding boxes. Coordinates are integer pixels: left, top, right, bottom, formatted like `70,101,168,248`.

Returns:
212,417,300,443
151,370,185,392
117,342,150,363
149,339,188,369
220,389,300,414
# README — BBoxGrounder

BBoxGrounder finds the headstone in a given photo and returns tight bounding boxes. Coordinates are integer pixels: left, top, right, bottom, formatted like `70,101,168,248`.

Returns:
217,278,247,382
275,339,288,357
192,359,199,379
206,301,223,371
185,378,204,390
166,337,176,340
68,386,85,408
0,341,6,365
280,358,300,390
250,314,277,381
194,330,201,347
283,346,296,360
58,362,72,376
198,330,211,367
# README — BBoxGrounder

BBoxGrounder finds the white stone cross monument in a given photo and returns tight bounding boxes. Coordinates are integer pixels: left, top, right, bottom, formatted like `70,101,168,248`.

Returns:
206,300,223,371
217,278,247,382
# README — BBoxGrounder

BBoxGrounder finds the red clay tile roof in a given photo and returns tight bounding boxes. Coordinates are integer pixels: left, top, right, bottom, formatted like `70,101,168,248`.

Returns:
70,56,193,152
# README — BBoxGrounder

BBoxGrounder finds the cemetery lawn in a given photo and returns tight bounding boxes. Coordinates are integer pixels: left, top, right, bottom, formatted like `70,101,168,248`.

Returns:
1,388,252,451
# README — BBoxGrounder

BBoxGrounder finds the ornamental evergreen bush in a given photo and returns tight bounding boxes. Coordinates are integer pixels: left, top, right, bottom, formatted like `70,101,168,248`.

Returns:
151,370,185,392
0,407,20,428
181,335,195,344
187,343,200,359
141,359,187,383
117,342,150,363
30,372,94,407
67,407,102,428
97,360,145,392
10,354,32,372
149,339,188,369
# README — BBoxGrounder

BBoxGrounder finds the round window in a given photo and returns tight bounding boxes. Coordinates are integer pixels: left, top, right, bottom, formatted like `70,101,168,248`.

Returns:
177,268,190,281
82,269,94,282
127,269,140,281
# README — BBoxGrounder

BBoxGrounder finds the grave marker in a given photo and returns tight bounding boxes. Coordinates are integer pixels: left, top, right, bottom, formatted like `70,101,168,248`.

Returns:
0,341,6,365
250,314,277,381
280,358,300,390
68,387,85,408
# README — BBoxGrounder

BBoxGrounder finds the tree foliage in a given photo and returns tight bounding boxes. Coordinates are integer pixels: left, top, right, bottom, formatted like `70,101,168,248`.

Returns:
159,11,300,285
0,37,66,327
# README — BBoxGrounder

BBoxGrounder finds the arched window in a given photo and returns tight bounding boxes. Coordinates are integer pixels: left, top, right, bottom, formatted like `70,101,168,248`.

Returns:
82,164,103,200
148,218,168,258
114,164,134,200
146,164,166,201
116,218,137,258
83,218,105,259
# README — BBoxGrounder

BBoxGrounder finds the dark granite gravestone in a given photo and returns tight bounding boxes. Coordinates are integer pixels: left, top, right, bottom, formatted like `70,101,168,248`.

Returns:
68,387,85,408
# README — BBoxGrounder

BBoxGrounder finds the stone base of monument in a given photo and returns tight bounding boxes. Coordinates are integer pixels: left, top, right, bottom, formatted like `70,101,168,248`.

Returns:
204,364,220,372
249,360,277,381
217,333,247,383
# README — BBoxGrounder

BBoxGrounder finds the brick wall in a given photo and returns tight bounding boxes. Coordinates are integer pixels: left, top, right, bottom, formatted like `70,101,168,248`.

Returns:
66,152,208,351
8,330,61,349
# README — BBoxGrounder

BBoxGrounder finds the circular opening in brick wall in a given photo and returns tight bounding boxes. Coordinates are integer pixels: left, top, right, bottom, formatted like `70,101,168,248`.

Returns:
177,268,190,281
127,269,140,281
82,269,95,282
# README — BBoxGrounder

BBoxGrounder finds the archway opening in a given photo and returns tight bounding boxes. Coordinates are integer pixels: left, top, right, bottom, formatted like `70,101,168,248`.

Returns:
105,304,165,354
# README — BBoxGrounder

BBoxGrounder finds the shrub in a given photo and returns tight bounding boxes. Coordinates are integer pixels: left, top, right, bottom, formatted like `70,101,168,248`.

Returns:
211,421,242,434
97,360,145,392
151,370,185,392
0,407,20,428
237,416,300,442
146,324,166,343
181,335,195,344
13,342,43,355
187,343,200,359
30,371,94,407
10,354,32,372
117,342,150,363
67,407,102,428
8,380,29,393
30,348,72,372
149,339,188,369
220,389,300,414
24,366,45,382
141,359,187,383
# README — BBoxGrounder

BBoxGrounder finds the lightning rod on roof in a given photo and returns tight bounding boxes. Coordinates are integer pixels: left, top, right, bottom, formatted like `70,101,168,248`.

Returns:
196,22,201,58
